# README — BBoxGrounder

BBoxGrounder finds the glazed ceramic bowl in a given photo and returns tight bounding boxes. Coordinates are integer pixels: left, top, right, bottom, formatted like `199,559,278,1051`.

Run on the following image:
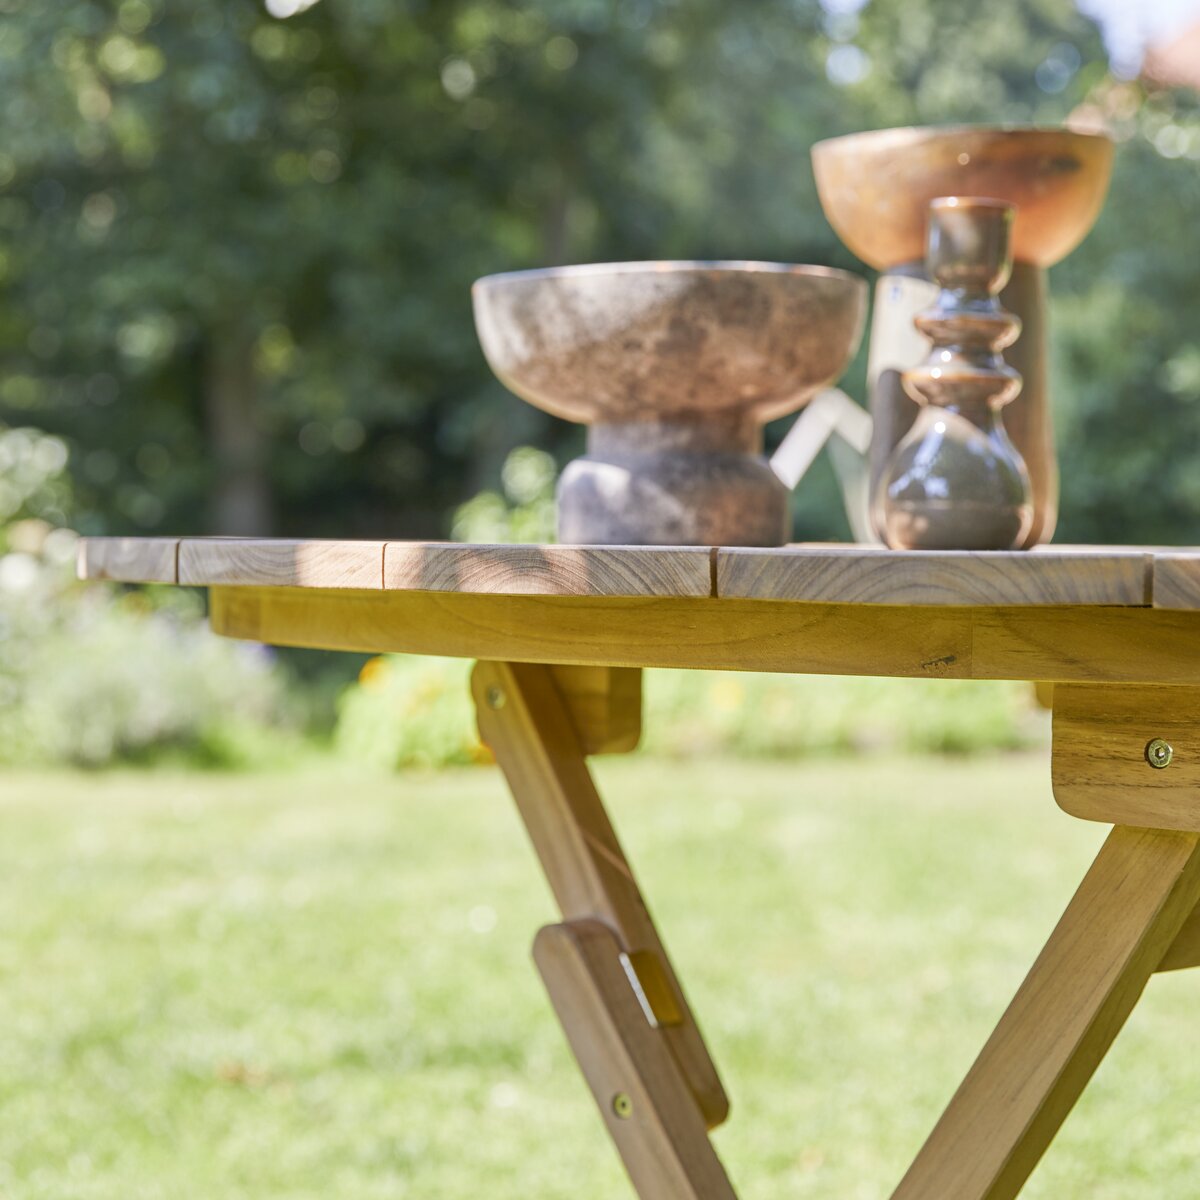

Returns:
812,125,1114,268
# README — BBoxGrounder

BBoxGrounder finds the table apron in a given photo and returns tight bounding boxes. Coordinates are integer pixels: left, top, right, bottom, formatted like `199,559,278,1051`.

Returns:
209,586,1200,685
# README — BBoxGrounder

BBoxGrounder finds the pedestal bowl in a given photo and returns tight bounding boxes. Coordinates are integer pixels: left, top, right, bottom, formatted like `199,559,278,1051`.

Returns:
811,125,1114,270
473,261,867,546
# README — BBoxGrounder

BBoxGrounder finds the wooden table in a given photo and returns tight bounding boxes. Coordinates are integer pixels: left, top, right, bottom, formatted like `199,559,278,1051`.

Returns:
79,537,1200,1200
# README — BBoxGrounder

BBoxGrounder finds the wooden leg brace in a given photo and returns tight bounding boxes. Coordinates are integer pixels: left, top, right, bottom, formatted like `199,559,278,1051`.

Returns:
535,920,737,1200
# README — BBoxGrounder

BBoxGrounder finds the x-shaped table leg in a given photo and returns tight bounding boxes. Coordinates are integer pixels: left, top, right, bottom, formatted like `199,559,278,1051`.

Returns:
474,667,1200,1200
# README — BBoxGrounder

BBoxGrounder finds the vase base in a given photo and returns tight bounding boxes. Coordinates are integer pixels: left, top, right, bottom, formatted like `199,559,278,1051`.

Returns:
878,499,1033,552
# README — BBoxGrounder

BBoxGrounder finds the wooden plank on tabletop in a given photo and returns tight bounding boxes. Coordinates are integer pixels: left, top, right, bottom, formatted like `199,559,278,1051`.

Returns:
77,537,179,584
718,543,1151,607
384,542,713,598
178,539,385,589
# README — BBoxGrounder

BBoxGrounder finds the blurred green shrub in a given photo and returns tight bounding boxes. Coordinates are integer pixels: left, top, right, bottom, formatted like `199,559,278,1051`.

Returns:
640,670,1045,757
334,654,488,769
0,427,72,529
451,447,557,543
0,536,296,768
0,422,296,767
333,654,1048,769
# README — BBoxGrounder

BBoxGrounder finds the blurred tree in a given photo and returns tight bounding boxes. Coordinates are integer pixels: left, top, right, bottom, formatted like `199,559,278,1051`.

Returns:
0,0,834,537
1051,79,1200,543
0,0,1197,544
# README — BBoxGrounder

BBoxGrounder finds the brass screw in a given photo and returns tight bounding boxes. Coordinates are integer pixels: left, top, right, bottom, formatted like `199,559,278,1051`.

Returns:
1145,738,1173,769
612,1093,633,1119
486,686,506,710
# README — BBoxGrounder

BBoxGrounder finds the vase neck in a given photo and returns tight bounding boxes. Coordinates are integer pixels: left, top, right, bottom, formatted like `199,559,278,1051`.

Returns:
589,414,761,456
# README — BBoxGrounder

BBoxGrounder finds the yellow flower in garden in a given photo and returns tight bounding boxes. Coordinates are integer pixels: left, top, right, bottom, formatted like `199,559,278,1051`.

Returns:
357,656,389,691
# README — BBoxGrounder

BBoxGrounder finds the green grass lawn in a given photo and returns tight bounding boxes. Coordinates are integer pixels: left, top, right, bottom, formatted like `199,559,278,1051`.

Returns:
2,755,1198,1199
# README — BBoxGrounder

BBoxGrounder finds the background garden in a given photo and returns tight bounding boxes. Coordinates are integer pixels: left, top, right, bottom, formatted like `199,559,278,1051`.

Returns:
3,1,1200,1197
3,0,1200,764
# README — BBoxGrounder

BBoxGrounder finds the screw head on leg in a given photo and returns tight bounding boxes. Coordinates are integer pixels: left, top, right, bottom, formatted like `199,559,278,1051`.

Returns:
612,1092,633,1119
486,685,506,710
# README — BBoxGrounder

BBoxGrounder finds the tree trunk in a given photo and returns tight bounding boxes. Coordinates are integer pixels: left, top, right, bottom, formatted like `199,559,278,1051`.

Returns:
204,332,273,536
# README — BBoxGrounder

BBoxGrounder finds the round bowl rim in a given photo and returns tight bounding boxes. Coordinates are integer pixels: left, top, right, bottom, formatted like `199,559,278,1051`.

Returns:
473,260,866,292
812,122,1114,159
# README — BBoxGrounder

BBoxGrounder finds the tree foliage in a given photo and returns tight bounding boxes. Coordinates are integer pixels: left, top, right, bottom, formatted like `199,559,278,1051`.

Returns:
0,0,1196,544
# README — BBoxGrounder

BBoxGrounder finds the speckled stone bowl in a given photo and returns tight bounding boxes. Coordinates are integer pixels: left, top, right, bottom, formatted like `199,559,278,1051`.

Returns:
472,261,867,546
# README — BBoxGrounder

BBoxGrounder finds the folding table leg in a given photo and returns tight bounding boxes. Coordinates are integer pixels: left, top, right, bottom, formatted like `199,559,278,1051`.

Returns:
1158,895,1200,971
470,662,729,1195
535,919,737,1200
891,824,1200,1200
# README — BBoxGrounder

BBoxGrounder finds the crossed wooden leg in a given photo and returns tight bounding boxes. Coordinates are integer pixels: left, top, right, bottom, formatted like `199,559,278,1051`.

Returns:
473,660,735,1199
473,667,1200,1200
896,681,1200,1199
892,824,1200,1199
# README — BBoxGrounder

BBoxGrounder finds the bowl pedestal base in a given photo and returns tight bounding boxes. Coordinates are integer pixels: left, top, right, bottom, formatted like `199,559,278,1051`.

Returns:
557,416,790,547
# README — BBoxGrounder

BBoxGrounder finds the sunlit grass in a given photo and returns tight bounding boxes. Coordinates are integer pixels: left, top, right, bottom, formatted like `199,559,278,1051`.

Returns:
1,756,1197,1198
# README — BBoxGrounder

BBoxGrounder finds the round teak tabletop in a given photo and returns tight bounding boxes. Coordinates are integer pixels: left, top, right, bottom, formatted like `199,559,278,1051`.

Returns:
79,537,1200,684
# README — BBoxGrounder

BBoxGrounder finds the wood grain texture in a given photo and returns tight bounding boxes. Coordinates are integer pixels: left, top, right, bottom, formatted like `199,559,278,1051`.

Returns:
718,543,1151,606
1158,897,1200,972
892,825,1200,1200
1152,551,1200,610
209,587,1200,685
549,666,642,755
85,537,1200,612
384,542,712,598
535,920,736,1200
473,660,727,1128
178,539,384,589
1052,683,1200,829
77,537,178,584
